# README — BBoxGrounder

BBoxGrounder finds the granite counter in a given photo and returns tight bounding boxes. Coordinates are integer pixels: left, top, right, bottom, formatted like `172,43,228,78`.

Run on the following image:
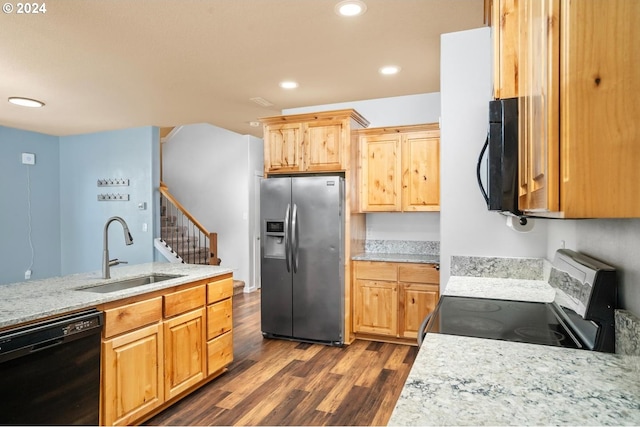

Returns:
0,263,232,329
389,333,640,426
388,273,640,425
352,252,439,264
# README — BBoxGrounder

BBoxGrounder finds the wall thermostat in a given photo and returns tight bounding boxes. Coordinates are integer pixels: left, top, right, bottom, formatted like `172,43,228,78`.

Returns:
21,152,35,165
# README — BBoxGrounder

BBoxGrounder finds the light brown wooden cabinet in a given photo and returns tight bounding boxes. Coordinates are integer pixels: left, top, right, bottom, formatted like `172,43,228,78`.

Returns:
491,0,519,99
357,124,440,212
206,275,234,376
260,109,369,176
101,297,164,426
163,285,206,400
513,0,640,218
352,261,439,345
98,274,234,426
102,321,164,426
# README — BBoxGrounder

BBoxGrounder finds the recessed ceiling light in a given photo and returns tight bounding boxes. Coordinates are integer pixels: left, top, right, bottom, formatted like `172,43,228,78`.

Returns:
335,0,367,17
279,81,298,89
379,65,401,75
8,97,45,108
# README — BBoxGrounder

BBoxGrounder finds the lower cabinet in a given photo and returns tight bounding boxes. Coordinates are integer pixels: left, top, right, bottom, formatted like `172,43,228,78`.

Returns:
102,323,164,426
353,261,439,345
163,307,206,400
99,273,234,426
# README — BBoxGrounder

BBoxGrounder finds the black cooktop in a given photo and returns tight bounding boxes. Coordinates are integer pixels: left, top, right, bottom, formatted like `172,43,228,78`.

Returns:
426,296,582,349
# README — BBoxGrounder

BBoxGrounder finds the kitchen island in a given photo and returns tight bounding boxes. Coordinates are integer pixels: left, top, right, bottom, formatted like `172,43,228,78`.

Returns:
388,275,640,425
0,262,232,329
0,262,235,426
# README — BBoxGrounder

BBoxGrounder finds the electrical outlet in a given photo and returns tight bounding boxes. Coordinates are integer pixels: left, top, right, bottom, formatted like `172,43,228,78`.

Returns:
21,152,35,165
24,270,32,280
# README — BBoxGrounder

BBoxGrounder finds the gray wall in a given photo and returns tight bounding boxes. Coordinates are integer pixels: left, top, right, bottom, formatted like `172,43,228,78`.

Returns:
0,126,61,283
439,27,548,287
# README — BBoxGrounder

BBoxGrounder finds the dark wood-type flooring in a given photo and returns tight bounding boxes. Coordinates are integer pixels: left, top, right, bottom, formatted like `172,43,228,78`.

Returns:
146,290,418,426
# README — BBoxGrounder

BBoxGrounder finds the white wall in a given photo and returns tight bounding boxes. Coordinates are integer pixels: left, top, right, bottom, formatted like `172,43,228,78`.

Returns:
284,93,441,128
439,27,548,287
162,124,263,287
284,93,442,242
547,219,640,316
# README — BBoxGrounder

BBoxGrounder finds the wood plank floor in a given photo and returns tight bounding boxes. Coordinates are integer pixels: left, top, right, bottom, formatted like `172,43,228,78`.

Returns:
146,291,418,426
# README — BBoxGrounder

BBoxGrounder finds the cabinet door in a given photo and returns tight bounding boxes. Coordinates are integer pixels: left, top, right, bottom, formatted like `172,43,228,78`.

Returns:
517,0,560,213
559,0,640,217
353,279,397,336
492,0,520,99
398,284,439,339
164,308,206,400
102,323,164,426
207,331,233,376
359,134,402,212
264,123,303,173
401,132,440,211
305,121,345,172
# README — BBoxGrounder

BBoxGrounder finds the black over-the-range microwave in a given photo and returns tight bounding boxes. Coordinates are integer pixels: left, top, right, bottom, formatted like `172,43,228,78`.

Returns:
476,97,522,217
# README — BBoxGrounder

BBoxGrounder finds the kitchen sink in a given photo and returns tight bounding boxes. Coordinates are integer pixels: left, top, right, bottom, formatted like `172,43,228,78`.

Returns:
77,274,184,293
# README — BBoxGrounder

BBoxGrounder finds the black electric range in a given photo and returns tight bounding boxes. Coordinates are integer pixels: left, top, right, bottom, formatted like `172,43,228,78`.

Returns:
426,249,617,352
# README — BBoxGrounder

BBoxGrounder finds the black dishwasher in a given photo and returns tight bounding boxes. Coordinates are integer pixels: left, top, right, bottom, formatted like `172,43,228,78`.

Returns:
0,309,103,425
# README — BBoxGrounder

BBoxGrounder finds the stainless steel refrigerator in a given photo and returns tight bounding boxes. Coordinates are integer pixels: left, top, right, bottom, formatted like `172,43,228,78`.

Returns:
260,175,345,345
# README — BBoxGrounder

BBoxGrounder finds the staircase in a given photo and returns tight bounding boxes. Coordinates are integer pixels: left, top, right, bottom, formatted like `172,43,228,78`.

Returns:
159,183,244,295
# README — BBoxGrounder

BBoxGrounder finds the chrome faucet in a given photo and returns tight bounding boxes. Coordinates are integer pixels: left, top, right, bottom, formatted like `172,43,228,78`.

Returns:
102,216,134,279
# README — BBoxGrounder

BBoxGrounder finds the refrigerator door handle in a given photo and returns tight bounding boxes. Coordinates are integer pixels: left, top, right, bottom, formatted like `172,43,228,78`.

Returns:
292,203,299,273
284,203,291,273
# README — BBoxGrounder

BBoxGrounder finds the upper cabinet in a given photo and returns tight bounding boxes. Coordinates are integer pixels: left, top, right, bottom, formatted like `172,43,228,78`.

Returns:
491,0,519,99
260,109,369,176
494,0,640,218
357,124,440,212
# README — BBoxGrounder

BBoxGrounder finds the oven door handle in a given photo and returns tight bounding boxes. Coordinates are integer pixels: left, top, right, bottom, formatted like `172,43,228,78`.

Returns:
417,312,433,347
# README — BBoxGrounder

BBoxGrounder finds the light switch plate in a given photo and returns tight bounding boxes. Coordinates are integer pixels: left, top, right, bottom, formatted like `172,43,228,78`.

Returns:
21,152,35,165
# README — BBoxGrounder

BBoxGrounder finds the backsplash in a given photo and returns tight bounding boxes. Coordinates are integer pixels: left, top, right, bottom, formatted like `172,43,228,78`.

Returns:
615,310,640,356
450,256,546,280
364,240,439,255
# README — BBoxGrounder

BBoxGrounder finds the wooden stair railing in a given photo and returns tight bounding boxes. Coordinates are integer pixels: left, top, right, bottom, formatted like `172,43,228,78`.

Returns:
159,182,221,265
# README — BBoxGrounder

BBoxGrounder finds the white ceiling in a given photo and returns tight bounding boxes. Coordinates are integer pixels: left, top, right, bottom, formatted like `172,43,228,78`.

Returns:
0,0,484,138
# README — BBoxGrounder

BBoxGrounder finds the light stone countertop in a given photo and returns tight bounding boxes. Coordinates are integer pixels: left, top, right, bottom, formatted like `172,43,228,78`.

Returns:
444,276,555,302
0,263,233,329
389,334,640,426
388,275,640,426
351,252,440,264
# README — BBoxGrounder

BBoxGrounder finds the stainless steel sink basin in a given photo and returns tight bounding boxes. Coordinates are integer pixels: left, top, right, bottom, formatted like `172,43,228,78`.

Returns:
78,274,184,293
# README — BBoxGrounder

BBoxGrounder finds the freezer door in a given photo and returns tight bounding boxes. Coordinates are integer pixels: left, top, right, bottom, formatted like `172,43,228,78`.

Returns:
260,178,293,337
291,176,345,343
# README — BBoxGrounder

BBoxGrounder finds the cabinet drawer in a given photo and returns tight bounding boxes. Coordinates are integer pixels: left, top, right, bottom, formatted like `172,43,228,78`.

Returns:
354,261,397,281
103,297,162,339
207,331,233,376
398,264,439,284
207,276,233,304
164,285,206,318
207,298,232,340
